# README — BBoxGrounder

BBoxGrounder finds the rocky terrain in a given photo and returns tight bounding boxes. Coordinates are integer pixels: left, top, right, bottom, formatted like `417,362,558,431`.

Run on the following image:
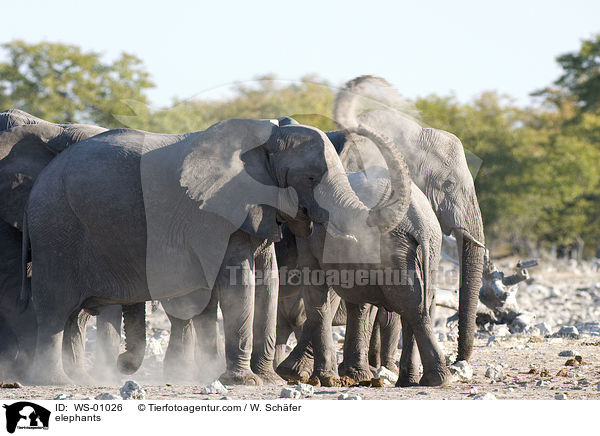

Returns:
2,256,600,400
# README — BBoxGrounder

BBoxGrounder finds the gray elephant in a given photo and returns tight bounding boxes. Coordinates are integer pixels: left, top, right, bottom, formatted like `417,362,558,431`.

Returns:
0,109,111,381
276,133,446,386
334,76,485,363
21,118,404,385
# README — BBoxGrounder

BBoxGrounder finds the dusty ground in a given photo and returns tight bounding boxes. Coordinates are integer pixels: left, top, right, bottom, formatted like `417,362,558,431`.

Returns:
1,337,599,400
2,256,600,400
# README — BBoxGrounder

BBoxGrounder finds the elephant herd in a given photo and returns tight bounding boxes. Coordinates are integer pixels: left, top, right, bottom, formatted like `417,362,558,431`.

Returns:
0,76,485,388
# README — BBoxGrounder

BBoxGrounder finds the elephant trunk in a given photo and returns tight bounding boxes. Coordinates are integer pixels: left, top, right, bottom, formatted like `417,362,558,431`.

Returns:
455,211,485,362
117,303,146,374
347,126,411,233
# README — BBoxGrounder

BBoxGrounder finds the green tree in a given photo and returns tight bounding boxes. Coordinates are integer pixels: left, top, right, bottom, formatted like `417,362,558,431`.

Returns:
0,40,154,127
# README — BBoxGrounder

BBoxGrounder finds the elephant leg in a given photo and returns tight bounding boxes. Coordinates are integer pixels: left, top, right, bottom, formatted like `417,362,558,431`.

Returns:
217,232,262,386
62,309,93,384
368,312,381,370
192,291,225,383
251,243,282,384
30,300,73,385
93,305,122,382
339,300,376,383
384,252,449,387
163,312,195,381
378,309,401,373
396,317,420,387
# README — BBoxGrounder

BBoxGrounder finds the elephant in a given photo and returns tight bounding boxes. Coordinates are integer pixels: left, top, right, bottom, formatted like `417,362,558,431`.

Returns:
274,226,403,376
334,76,485,363
0,109,111,381
21,117,408,385
276,148,447,386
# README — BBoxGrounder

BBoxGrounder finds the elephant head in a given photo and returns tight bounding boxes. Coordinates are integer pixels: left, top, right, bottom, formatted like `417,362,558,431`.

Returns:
334,76,485,361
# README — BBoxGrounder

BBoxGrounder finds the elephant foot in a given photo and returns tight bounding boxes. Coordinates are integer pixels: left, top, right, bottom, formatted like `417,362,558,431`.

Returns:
396,370,420,387
69,369,95,386
254,368,285,385
319,375,341,387
219,369,263,386
276,354,313,383
28,369,73,386
419,367,451,387
338,364,373,383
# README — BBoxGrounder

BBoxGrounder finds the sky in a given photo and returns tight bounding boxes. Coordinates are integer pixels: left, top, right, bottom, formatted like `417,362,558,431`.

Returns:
2,0,599,109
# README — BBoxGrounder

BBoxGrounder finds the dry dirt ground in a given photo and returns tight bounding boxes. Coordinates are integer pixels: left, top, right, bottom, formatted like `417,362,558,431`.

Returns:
2,337,599,401
2,257,600,400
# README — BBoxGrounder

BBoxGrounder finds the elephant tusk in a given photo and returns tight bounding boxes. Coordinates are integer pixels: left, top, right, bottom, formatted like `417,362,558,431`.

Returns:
451,227,485,249
325,223,358,242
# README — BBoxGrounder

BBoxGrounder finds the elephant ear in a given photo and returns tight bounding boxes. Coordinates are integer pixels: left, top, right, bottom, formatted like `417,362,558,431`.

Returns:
179,118,298,242
0,124,63,229
143,119,300,294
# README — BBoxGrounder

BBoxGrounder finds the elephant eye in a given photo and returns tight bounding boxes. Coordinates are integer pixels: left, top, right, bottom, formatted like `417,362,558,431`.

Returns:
442,179,455,192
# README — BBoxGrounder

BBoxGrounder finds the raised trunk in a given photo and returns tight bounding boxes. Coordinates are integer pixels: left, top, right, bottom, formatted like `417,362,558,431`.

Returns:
347,127,411,233
117,303,146,374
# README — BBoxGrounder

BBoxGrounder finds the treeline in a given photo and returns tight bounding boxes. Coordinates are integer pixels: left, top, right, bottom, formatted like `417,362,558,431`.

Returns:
1,37,599,255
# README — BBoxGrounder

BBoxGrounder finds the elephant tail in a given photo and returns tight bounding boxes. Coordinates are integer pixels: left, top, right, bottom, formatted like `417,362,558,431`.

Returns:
117,303,146,374
18,211,32,313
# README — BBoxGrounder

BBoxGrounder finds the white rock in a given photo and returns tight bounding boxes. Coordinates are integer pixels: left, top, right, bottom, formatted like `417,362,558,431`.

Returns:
120,380,146,400
53,394,68,400
200,380,228,394
338,393,362,400
295,384,314,398
280,387,301,399
536,322,553,335
375,366,398,386
94,393,119,400
554,393,568,400
492,325,511,337
485,364,505,380
473,393,496,400
536,380,545,386
449,360,473,381
470,387,479,395
556,326,579,338
511,312,536,332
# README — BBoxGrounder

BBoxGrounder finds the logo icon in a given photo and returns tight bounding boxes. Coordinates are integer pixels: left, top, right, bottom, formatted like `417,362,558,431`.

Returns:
3,402,50,433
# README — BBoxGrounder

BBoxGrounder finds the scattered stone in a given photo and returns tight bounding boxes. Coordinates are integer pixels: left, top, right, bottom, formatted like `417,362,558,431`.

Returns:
53,394,68,400
492,325,511,337
445,352,458,366
370,378,385,388
449,360,473,381
536,380,545,386
597,382,600,392
558,350,576,357
556,326,579,338
338,393,362,400
469,387,479,395
374,366,398,386
528,367,538,374
565,359,579,367
220,396,231,400
536,322,553,336
417,391,428,395
556,369,570,377
295,383,314,397
485,364,505,381
511,312,536,333
473,393,497,400
540,368,551,378
576,322,600,337
94,393,119,400
554,393,568,400
544,338,564,344
574,355,585,365
120,380,146,400
0,382,23,389
279,387,301,399
200,380,228,394
358,379,372,387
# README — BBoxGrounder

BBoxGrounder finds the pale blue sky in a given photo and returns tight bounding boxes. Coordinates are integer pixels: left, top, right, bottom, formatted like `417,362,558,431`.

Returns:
2,0,598,108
